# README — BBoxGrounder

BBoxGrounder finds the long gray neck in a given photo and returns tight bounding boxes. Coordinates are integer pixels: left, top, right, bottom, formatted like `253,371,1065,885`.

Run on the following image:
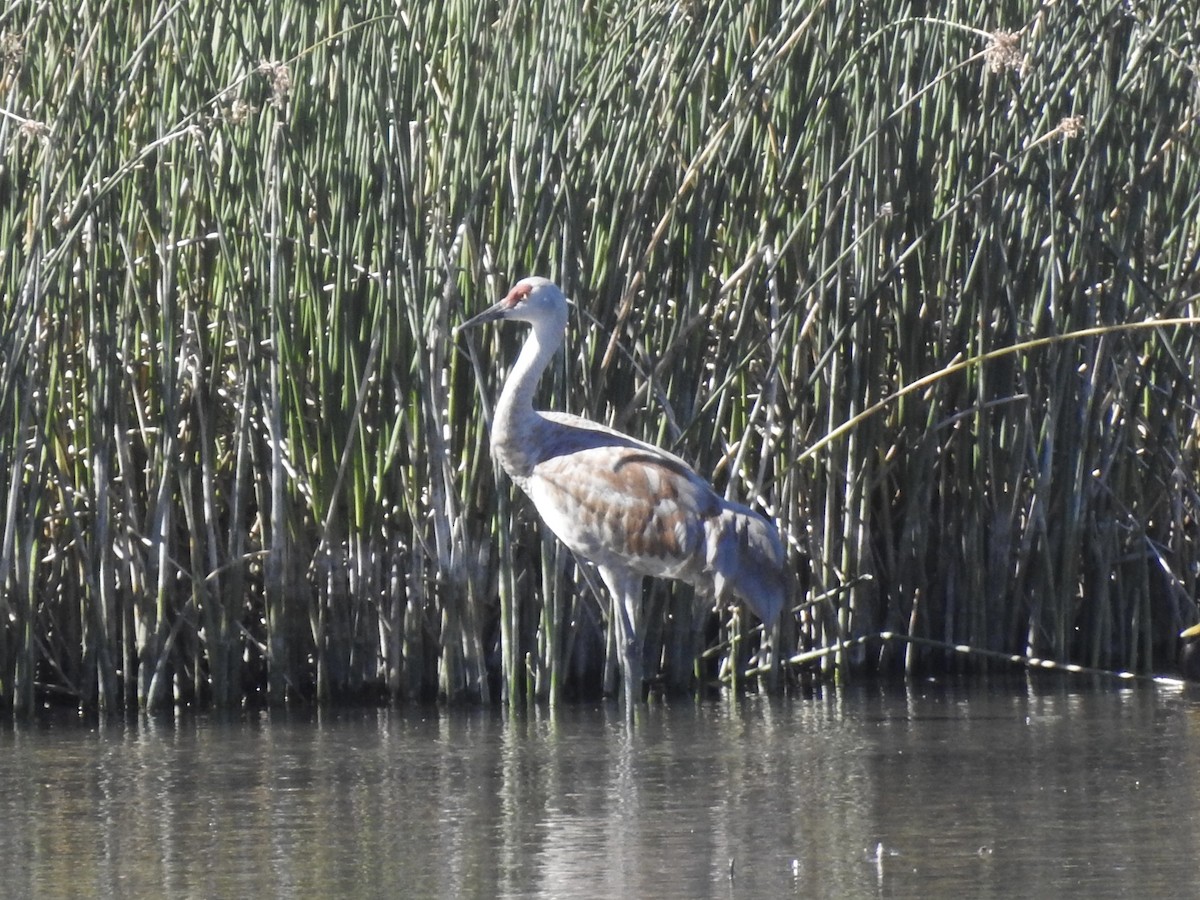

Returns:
491,316,564,480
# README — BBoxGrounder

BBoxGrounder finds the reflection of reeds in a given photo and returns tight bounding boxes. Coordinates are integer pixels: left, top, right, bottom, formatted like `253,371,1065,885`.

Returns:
1,2,1199,713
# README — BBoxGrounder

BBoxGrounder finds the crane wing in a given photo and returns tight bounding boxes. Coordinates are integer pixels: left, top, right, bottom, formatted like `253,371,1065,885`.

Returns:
523,420,720,579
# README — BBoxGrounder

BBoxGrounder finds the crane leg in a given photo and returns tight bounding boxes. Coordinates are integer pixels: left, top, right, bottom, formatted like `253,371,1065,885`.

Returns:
598,566,643,721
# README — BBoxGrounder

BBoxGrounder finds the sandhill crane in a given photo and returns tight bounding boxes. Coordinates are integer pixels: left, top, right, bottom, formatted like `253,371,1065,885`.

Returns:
458,276,787,718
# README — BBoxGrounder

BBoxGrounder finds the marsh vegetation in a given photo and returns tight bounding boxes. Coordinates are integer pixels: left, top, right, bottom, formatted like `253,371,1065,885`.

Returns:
1,1,1198,713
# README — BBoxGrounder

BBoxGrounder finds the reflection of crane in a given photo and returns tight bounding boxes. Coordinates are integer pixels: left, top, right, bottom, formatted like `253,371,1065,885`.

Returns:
459,277,787,718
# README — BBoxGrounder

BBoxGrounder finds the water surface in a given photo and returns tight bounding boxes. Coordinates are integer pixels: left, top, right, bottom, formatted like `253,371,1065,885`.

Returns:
3,677,1198,898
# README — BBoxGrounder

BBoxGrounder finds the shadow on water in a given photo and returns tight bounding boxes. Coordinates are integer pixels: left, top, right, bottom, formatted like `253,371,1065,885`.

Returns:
3,675,1200,899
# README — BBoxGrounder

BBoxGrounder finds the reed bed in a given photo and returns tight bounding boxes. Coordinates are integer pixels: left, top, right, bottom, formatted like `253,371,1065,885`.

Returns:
1,0,1198,713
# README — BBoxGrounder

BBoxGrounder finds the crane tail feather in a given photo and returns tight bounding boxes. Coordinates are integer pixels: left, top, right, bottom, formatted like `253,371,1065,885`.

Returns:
708,504,788,624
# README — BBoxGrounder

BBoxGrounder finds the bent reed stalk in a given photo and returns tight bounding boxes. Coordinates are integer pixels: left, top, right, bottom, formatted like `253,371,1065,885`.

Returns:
1,1,1198,714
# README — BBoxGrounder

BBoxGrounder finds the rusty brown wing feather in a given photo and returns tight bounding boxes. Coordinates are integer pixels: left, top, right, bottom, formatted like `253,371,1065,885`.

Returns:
525,439,720,579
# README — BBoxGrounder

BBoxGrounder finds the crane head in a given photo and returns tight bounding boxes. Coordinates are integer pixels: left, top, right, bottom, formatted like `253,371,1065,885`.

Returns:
455,276,568,336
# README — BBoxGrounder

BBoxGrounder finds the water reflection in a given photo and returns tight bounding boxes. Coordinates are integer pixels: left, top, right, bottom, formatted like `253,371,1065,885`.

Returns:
2,678,1199,898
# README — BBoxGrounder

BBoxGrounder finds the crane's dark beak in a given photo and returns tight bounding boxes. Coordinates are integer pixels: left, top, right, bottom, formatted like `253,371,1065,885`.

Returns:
453,301,508,337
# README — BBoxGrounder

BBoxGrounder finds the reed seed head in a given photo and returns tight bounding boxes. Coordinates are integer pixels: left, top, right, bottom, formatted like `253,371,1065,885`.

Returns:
257,60,292,108
1,30,21,69
1056,115,1085,139
985,30,1022,74
225,98,257,125
18,118,49,142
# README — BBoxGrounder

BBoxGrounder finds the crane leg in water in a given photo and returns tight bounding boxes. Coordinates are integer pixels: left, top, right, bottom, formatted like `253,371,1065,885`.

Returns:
598,564,643,720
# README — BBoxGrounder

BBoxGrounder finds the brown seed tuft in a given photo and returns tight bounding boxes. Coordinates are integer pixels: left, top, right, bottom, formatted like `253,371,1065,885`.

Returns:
18,118,49,142
985,30,1022,74
257,61,292,109
1,31,22,70
1056,115,1085,139
225,98,257,125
